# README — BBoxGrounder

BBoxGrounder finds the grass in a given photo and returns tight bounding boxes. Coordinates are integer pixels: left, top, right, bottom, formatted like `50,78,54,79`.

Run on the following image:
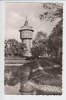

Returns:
5,59,29,64
4,60,62,87
39,57,62,65
32,74,62,87
39,60,62,74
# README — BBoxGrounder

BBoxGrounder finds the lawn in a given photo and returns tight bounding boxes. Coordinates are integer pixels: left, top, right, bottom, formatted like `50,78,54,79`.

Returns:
39,57,62,65
4,60,62,87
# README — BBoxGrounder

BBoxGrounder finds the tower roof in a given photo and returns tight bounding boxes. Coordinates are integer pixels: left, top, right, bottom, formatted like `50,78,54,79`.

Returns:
19,18,34,32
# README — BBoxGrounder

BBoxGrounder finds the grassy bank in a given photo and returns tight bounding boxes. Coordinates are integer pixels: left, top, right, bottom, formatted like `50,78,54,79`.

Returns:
39,57,62,65
5,60,62,87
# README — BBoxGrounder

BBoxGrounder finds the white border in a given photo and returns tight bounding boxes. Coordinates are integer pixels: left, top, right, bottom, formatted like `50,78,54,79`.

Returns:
0,1,66,100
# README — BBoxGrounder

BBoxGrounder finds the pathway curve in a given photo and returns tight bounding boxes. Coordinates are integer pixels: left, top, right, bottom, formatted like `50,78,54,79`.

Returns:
27,81,62,94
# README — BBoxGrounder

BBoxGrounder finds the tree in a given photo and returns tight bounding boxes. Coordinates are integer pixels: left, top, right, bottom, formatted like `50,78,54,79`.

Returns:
39,3,63,58
18,43,27,57
47,20,62,57
40,3,63,21
31,31,47,58
5,39,27,57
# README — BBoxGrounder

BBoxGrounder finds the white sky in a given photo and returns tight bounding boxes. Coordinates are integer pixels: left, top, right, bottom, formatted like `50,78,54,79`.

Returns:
5,2,60,42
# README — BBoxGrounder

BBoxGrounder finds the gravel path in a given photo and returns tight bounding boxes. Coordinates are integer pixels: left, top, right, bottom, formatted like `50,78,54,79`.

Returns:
27,81,62,93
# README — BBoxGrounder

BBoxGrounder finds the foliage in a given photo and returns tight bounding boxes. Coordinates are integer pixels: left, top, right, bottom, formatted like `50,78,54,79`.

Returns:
40,3,63,21
39,3,62,58
31,21,62,58
47,20,62,57
31,31,47,58
5,39,27,57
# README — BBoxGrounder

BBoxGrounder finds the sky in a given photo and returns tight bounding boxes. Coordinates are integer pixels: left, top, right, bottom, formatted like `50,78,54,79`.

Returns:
5,2,60,42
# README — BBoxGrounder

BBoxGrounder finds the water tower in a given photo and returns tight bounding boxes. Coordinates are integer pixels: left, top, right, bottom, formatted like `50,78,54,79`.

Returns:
19,18,34,56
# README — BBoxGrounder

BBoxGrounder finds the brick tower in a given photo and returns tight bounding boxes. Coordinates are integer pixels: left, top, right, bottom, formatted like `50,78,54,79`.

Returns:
19,18,34,56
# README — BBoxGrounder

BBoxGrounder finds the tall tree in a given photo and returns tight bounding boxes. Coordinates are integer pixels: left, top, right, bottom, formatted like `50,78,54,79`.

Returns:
31,31,47,58
39,3,63,58
47,20,62,57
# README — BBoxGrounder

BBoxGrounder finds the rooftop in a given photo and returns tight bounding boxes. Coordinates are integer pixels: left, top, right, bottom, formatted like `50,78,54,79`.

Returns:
19,18,34,32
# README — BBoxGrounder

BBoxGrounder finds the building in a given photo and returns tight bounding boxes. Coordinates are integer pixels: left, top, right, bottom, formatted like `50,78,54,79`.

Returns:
19,18,34,56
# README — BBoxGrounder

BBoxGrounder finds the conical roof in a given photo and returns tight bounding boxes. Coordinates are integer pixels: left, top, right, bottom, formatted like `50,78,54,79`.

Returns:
19,18,34,32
